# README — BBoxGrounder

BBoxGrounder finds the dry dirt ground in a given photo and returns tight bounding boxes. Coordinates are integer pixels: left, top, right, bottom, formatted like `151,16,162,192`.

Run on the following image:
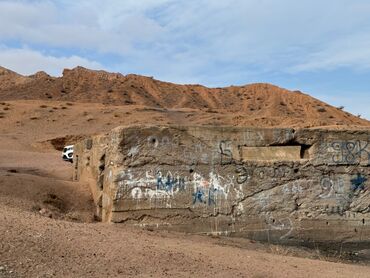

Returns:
1,99,370,277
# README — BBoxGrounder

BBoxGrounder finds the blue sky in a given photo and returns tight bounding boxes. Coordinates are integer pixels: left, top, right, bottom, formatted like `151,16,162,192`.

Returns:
0,0,369,119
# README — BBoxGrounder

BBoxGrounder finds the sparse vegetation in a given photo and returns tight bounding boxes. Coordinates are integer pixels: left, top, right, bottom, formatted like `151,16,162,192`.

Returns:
317,107,326,113
40,105,48,108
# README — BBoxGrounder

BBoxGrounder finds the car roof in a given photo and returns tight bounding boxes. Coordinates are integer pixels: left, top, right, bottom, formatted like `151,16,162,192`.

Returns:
64,145,74,148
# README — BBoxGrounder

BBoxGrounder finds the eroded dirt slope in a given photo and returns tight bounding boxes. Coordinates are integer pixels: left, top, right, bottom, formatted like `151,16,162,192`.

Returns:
1,66,369,128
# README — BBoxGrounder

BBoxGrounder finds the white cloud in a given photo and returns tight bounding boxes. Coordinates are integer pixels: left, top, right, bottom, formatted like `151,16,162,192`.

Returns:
0,0,369,119
0,0,165,55
0,46,103,76
288,32,370,73
1,0,370,76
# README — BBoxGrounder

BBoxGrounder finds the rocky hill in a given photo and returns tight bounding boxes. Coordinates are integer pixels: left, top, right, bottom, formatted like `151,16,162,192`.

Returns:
0,66,369,128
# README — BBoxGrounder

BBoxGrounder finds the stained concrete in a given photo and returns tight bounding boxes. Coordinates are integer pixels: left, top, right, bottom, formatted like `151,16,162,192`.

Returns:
73,125,370,246
241,146,301,161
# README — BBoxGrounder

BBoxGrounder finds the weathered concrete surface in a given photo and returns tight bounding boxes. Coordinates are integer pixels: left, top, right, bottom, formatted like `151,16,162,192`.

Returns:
74,125,370,246
241,146,301,161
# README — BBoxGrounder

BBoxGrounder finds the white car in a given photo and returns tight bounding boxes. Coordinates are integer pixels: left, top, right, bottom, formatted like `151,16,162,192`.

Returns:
62,145,74,163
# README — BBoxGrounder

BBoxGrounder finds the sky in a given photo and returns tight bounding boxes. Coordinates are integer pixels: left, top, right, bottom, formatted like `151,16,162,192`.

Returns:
0,0,369,119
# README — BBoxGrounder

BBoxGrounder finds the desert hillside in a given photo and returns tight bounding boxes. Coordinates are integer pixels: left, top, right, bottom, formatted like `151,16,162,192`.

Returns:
1,66,370,277
1,66,369,128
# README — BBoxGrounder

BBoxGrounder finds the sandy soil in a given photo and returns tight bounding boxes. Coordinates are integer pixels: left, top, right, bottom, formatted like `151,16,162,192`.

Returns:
1,66,370,129
1,67,370,277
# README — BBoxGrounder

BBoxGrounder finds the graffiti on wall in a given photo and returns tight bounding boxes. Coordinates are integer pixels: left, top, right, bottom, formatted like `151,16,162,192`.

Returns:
235,165,294,184
117,133,370,222
330,141,370,165
350,173,367,192
191,187,221,206
318,174,368,200
266,215,293,240
319,176,346,199
115,170,188,200
282,181,304,195
115,169,235,207
156,172,186,192
219,140,233,165
191,172,234,206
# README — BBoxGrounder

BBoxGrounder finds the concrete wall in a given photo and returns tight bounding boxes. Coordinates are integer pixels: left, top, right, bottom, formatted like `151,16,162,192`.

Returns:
74,126,370,246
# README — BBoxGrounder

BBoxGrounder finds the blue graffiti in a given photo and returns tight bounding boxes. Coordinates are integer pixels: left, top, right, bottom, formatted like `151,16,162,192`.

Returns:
165,174,173,191
350,174,367,191
208,187,217,205
156,176,164,190
331,141,370,164
156,173,186,192
193,188,205,204
192,187,218,205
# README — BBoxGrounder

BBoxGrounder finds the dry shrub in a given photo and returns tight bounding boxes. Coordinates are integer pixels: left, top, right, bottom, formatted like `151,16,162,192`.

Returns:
317,107,326,113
